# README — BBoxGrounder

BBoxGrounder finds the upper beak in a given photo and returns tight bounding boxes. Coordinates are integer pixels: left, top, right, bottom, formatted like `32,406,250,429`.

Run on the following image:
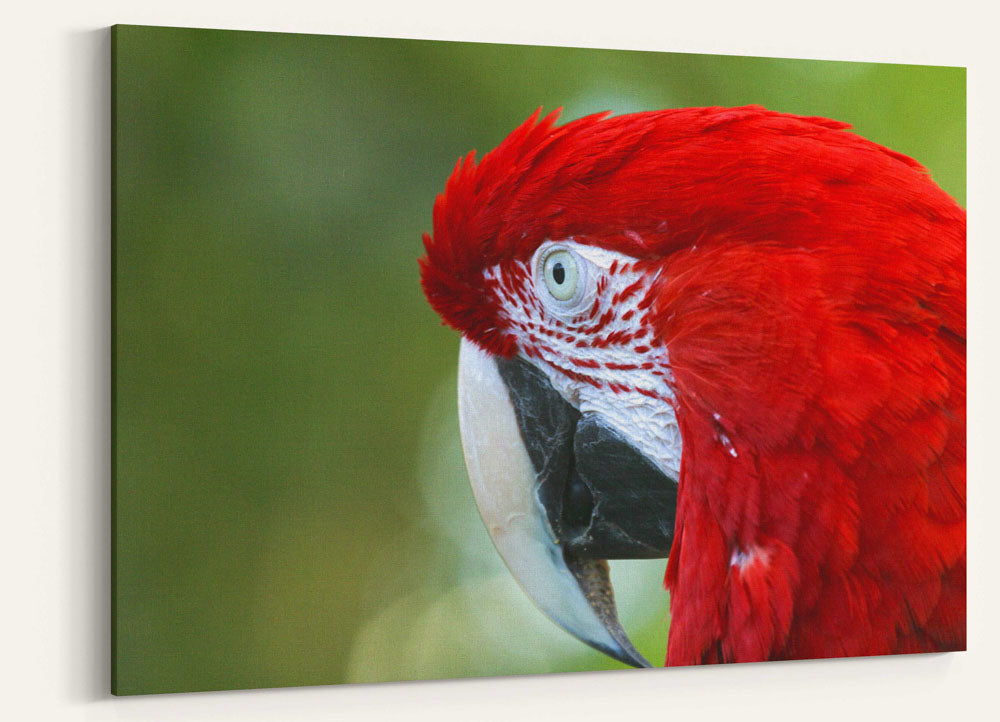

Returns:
456,338,677,668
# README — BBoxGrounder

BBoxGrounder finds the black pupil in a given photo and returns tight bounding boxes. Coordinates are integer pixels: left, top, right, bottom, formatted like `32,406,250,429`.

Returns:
552,262,565,285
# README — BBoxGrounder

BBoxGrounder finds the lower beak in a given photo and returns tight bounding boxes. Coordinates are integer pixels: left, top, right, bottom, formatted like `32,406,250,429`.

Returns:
456,338,677,668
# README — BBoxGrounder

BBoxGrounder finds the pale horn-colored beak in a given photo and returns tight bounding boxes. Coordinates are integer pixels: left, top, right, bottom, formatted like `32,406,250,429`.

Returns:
456,337,652,668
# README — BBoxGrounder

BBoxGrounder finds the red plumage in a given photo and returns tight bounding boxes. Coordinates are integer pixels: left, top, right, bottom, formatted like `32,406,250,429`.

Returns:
421,106,966,664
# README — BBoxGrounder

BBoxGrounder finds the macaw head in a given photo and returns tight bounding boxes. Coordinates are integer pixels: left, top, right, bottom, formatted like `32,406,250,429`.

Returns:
418,107,964,666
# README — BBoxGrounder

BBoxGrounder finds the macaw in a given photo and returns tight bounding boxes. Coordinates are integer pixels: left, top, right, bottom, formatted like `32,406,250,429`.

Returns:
419,106,966,667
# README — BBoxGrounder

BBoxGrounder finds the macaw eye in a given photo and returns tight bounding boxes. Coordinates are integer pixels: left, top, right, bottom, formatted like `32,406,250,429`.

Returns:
541,248,580,301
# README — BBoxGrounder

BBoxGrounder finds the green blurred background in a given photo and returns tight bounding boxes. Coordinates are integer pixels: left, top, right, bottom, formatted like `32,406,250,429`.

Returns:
111,24,965,695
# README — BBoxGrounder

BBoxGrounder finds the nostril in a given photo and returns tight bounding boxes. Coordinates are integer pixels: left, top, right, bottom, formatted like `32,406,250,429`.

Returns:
563,472,595,532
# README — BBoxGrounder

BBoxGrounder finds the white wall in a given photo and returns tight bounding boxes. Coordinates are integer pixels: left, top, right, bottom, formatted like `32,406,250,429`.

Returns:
2,1,996,719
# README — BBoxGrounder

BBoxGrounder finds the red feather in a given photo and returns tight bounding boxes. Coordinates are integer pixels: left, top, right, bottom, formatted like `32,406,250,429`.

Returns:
421,106,966,663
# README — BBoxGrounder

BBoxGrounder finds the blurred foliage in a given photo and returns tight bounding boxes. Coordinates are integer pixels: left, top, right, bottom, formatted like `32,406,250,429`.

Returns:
111,24,965,694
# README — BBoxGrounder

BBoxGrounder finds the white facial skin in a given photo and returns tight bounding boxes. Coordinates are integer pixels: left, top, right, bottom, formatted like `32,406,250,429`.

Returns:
484,239,683,481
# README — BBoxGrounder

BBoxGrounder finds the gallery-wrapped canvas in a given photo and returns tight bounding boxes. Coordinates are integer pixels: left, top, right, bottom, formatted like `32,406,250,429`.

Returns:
111,23,966,695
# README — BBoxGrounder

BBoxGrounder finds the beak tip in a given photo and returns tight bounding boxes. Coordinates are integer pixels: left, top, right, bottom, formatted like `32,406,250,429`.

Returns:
610,643,654,669
562,555,654,670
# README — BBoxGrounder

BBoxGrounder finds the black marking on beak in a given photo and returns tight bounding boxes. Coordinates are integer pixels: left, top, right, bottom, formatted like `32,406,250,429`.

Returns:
495,356,677,561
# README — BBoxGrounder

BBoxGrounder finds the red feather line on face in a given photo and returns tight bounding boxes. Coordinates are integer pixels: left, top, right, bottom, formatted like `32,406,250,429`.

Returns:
421,106,966,664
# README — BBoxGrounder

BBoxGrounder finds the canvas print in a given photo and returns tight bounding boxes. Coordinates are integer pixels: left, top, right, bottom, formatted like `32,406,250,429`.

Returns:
111,24,966,694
